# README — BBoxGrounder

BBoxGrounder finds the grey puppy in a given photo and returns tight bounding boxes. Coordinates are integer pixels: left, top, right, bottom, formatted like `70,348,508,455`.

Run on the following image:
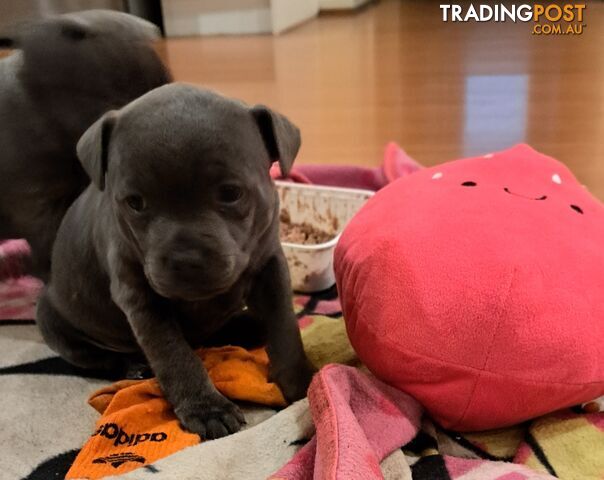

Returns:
0,10,171,279
37,83,316,439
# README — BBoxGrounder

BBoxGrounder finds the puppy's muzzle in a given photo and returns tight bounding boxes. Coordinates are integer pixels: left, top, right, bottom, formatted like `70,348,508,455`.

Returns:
145,245,243,301
162,249,235,278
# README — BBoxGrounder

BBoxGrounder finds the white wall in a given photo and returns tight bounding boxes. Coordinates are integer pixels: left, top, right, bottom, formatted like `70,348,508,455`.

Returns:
271,0,319,34
161,0,318,36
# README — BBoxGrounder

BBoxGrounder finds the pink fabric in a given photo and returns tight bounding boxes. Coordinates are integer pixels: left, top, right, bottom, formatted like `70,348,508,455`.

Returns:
271,364,423,480
335,144,604,431
382,142,423,182
0,239,30,280
270,142,422,191
310,299,341,316
0,277,42,319
0,240,42,320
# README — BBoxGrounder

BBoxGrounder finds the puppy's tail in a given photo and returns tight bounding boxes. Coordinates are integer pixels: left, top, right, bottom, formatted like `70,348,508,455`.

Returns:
0,240,32,281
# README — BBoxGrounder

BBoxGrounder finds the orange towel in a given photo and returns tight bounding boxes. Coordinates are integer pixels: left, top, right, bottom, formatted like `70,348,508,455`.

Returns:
67,346,286,479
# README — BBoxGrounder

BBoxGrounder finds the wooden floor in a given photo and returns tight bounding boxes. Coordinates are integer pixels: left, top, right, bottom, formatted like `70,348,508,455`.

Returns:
159,1,602,198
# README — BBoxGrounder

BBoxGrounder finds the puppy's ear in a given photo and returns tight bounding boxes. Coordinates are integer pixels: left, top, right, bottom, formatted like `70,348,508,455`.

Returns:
251,106,301,177
57,16,94,41
77,111,118,191
59,21,90,41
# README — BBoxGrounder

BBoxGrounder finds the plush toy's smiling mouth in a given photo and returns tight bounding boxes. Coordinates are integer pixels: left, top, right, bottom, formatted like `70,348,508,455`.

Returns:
503,187,547,201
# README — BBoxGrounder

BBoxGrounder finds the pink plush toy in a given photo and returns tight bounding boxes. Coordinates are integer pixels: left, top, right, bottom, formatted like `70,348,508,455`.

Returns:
335,144,604,431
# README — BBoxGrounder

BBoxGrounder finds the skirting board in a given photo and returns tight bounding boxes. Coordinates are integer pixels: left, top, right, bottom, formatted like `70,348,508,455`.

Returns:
320,0,370,10
162,7,272,36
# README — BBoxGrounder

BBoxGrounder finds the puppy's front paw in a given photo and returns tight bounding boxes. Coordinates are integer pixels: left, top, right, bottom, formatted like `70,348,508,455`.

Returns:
271,359,316,403
175,392,245,440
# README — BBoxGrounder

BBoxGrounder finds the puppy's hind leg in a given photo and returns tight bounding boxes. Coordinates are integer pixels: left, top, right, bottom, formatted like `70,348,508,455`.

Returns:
36,291,126,375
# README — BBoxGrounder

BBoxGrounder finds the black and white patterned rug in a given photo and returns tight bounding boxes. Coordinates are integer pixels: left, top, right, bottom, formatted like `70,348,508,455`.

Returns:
0,321,110,479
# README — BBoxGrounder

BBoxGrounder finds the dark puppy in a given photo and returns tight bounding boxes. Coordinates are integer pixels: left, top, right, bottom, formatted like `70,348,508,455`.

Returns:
0,10,171,279
37,83,315,439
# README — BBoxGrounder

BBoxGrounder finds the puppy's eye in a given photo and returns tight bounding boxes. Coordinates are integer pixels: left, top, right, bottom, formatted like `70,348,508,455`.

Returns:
461,181,477,187
125,195,145,212
217,185,243,204
570,204,584,214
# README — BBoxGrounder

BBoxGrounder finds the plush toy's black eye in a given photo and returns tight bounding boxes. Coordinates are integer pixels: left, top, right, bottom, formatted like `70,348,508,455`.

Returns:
570,205,584,214
126,195,145,212
218,185,243,204
461,181,477,187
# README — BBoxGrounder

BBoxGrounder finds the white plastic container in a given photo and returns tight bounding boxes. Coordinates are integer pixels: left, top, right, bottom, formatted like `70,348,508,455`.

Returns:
276,181,374,292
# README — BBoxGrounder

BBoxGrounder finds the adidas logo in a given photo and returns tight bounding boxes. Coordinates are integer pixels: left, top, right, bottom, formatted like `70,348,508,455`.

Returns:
92,422,168,447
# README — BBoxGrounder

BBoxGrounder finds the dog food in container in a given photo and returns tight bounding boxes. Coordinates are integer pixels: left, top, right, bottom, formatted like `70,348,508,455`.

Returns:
276,181,373,292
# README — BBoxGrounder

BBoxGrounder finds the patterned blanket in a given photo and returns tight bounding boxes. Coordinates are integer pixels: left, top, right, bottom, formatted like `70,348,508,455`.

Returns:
1,251,603,479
